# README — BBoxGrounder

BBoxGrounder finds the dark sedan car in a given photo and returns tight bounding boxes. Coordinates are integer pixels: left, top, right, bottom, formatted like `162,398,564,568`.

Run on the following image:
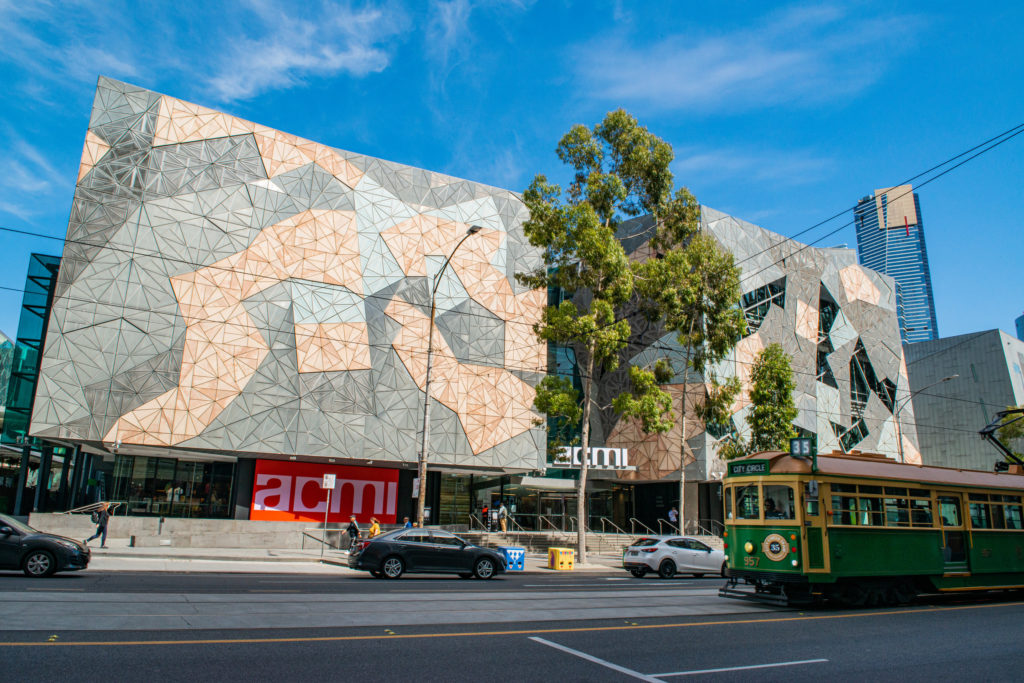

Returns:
348,528,505,579
0,514,90,577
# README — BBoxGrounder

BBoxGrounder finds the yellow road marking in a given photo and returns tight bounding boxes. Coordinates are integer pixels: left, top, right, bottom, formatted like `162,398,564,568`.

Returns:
0,600,1021,647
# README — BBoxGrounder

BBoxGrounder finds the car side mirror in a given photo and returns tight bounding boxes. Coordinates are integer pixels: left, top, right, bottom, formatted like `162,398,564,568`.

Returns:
0,526,13,536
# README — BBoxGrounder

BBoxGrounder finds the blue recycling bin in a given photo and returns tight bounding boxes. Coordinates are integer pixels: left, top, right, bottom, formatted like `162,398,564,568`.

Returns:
498,545,526,571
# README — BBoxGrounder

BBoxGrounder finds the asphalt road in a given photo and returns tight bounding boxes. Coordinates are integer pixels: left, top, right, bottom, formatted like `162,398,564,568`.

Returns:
3,572,1024,681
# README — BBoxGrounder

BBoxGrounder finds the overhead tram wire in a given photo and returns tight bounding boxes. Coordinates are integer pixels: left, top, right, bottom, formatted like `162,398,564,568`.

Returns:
729,121,1024,270
737,124,1024,287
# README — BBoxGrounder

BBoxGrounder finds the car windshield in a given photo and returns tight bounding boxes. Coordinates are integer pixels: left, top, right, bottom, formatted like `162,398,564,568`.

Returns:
0,514,36,535
630,537,660,547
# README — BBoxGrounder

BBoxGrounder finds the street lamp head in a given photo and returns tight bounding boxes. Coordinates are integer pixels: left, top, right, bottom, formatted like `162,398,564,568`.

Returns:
467,225,483,235
942,374,959,382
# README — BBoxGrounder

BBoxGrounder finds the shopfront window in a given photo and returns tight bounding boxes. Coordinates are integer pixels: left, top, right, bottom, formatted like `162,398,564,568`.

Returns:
110,455,233,518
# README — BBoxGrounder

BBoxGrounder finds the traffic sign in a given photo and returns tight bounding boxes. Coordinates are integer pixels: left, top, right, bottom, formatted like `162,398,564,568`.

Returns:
322,473,336,489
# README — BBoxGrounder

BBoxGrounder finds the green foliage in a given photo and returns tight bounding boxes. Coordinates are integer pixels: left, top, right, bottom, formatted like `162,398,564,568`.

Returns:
533,375,582,426
997,406,1024,459
716,433,749,461
747,343,798,452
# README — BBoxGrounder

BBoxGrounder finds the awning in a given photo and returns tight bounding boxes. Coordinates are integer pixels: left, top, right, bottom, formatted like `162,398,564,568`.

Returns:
517,476,577,492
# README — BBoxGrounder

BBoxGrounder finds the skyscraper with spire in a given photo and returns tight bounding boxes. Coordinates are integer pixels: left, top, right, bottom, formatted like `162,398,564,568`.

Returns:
854,184,939,343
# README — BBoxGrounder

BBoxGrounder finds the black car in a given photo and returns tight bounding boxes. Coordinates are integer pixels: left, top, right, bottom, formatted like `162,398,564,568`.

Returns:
0,514,90,577
348,528,506,579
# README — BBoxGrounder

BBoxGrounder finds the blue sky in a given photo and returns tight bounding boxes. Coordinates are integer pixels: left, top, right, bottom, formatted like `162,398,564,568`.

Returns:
0,0,1021,341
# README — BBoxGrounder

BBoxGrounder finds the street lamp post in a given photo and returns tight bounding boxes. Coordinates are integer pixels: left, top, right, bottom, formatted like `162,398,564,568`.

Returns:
895,374,958,463
416,225,483,527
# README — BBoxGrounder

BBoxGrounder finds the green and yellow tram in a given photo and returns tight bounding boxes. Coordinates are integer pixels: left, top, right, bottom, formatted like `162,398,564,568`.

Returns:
719,450,1024,606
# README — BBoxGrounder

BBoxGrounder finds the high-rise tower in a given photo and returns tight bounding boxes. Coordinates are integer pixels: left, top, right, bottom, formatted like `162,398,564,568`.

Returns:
854,184,939,343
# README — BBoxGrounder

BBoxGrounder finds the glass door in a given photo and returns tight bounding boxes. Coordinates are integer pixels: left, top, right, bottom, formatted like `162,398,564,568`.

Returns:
937,493,969,573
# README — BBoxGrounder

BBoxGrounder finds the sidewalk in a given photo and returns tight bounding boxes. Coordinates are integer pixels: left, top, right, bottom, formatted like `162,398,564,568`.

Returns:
83,544,626,574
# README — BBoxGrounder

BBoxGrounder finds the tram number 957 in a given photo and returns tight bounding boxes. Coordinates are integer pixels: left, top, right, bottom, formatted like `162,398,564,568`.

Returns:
743,556,760,567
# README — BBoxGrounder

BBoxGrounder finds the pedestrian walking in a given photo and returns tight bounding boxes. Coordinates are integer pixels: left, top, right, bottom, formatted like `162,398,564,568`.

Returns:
498,501,509,533
668,506,679,530
368,517,381,538
403,516,412,528
346,515,361,550
84,502,110,548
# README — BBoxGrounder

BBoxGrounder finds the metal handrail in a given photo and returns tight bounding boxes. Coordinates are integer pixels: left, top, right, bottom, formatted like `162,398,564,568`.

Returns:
629,517,655,535
537,515,558,531
507,516,527,533
63,501,125,515
600,517,627,535
468,513,486,531
657,519,679,535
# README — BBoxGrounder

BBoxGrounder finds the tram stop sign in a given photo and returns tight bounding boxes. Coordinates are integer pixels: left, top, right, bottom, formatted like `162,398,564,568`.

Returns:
322,473,336,490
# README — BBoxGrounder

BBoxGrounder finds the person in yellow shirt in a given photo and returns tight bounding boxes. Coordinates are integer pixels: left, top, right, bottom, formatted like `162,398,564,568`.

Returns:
368,517,381,538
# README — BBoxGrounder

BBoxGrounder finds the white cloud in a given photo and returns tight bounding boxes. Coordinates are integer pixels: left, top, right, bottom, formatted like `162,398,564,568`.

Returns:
573,4,921,112
205,3,404,101
673,146,834,185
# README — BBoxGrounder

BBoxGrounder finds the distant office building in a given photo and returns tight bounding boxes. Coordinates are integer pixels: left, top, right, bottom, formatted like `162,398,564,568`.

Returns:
0,331,12,419
854,185,939,343
1016,312,1024,341
904,329,1024,470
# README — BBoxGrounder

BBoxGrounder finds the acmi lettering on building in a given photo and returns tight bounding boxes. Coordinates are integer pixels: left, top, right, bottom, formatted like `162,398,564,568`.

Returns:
555,447,635,471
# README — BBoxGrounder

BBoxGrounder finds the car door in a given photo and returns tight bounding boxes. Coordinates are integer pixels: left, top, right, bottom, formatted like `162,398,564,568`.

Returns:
665,538,693,570
0,525,22,569
429,531,471,571
398,530,433,571
687,539,716,572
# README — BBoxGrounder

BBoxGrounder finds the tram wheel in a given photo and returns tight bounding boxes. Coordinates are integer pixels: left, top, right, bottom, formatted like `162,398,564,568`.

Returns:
893,580,918,605
839,582,869,607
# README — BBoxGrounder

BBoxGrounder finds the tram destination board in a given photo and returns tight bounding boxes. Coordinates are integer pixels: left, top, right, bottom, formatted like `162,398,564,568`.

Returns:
728,460,769,476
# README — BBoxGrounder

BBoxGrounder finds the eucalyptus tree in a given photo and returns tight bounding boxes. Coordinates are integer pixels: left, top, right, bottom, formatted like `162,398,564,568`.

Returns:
747,343,798,452
518,109,743,559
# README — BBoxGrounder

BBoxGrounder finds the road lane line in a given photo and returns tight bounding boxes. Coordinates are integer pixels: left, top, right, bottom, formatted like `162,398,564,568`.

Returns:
529,637,663,682
0,600,1020,647
652,658,829,677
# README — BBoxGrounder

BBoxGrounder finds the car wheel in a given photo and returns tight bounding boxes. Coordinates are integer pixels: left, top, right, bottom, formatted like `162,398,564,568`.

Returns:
721,562,728,578
458,573,473,579
473,557,496,580
23,550,56,578
370,570,384,579
629,567,647,578
381,556,404,579
658,559,676,579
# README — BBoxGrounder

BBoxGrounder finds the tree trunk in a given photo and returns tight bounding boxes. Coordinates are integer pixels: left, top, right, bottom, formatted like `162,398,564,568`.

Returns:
678,318,696,535
576,349,595,566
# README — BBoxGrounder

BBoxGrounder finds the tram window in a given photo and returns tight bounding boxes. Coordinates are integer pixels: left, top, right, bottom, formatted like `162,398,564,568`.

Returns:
969,502,991,529
831,495,858,525
909,489,931,498
859,497,885,526
938,497,962,526
858,485,882,494
885,487,908,496
910,499,933,526
805,498,820,516
991,504,1007,529
724,487,733,520
763,485,794,519
885,498,910,526
1005,505,1023,530
736,485,760,520
968,492,989,502
831,483,857,493
999,495,1022,504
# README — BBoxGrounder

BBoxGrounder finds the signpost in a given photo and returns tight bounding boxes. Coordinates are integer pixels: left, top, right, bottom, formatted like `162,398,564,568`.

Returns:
321,473,336,559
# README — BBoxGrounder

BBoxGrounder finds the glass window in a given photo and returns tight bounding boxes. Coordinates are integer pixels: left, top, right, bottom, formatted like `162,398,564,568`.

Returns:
999,495,1022,504
969,502,991,529
689,540,711,552
938,497,962,526
736,485,760,520
430,532,464,547
401,530,430,543
724,487,733,520
885,498,909,526
991,504,1007,530
968,493,989,502
763,485,795,519
859,497,885,526
632,537,660,547
831,483,857,493
910,499,934,527
909,488,931,498
805,497,820,516
884,487,908,496
859,485,882,494
1004,505,1023,530
831,495,858,525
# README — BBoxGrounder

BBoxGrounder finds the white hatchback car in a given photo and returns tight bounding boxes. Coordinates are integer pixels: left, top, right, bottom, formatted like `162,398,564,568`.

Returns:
622,535,727,579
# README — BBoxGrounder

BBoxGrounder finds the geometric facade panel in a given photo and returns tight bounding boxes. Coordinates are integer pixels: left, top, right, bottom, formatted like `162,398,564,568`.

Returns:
31,78,546,472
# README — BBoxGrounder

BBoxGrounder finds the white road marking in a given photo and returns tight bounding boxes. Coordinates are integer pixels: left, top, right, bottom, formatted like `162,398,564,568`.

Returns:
529,636,664,682
651,658,829,677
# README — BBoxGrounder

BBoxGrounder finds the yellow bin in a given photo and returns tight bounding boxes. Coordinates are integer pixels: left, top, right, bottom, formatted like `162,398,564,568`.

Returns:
547,547,575,570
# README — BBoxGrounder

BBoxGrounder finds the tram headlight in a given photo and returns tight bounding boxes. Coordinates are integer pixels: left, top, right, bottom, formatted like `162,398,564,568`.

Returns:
744,541,754,554
791,559,798,567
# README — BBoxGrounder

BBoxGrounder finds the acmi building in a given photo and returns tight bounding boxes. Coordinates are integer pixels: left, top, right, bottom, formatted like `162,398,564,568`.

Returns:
19,78,919,531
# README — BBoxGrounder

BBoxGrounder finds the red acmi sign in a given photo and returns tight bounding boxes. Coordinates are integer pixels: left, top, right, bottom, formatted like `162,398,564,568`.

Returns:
250,459,400,523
